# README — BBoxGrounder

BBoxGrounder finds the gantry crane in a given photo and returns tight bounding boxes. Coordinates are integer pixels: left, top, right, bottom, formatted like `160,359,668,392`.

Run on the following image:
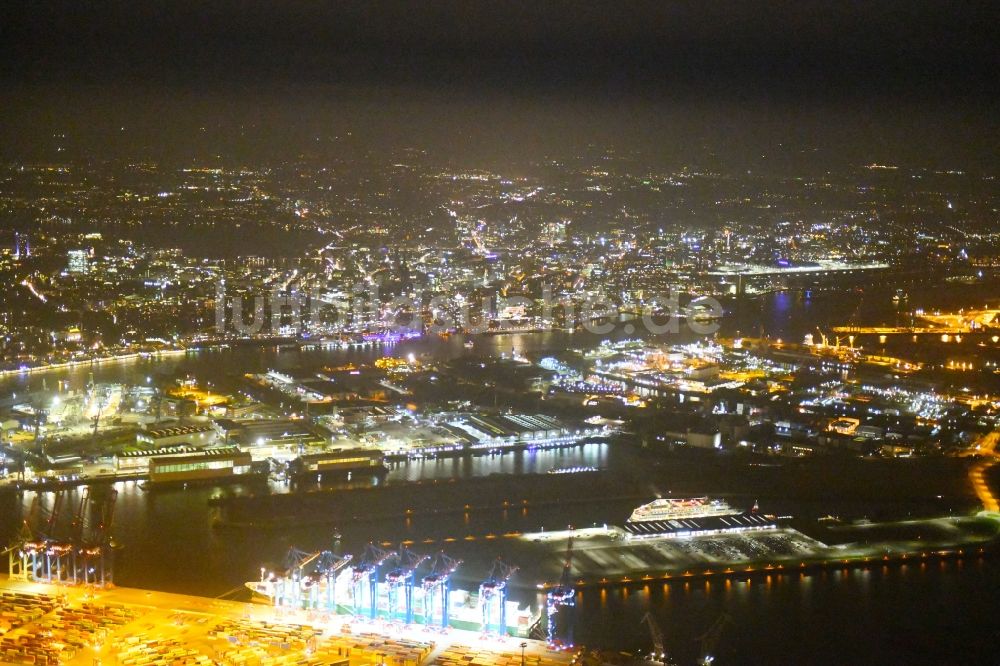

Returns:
40,488,86,584
285,546,321,572
7,494,40,580
421,552,462,629
274,547,322,608
43,491,64,539
41,490,70,582
80,487,117,586
697,613,733,666
385,547,430,624
351,543,395,619
265,535,353,611
69,487,90,584
479,557,518,636
316,549,353,611
641,612,666,663
97,487,118,585
546,531,575,645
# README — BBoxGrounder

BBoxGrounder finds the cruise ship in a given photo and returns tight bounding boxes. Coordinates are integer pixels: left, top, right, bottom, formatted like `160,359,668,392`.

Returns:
628,497,737,523
624,497,776,539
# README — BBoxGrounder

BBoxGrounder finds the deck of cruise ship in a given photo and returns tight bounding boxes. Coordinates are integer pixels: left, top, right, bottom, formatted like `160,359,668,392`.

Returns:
0,579,576,666
520,527,827,585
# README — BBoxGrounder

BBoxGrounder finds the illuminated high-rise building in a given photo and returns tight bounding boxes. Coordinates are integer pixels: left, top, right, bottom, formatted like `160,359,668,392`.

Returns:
67,249,90,274
13,232,29,260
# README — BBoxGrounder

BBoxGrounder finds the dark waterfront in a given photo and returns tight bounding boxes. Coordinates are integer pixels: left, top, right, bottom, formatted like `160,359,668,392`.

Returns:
1,450,999,665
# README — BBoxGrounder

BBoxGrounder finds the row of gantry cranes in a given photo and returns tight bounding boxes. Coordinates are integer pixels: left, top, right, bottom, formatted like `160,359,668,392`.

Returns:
262,532,579,644
264,541,520,636
4,487,118,587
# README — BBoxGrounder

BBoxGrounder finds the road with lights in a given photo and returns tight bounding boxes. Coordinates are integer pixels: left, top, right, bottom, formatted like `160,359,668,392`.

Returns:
968,431,1000,513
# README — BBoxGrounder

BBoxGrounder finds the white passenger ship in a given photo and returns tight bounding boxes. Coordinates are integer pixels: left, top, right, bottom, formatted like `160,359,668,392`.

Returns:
624,497,776,539
628,497,738,523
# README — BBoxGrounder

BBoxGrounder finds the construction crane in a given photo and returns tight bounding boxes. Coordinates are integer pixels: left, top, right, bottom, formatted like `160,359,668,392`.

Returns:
546,531,575,645
351,543,396,619
697,613,733,666
384,547,430,624
641,613,666,663
33,407,48,444
88,373,102,440
421,552,462,629
479,557,518,636
153,378,166,423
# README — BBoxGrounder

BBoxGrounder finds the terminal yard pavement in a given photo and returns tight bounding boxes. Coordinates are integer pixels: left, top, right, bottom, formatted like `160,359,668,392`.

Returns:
0,578,576,666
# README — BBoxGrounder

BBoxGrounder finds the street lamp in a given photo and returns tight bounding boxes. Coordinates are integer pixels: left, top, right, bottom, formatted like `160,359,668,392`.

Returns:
520,642,528,666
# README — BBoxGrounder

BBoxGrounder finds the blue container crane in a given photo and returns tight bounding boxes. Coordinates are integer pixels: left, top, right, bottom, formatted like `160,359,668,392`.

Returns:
385,547,430,624
351,543,395,619
479,557,518,635
421,552,463,629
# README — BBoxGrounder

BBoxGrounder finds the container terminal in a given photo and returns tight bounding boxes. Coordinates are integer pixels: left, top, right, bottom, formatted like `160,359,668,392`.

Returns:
0,578,578,666
3,493,1000,663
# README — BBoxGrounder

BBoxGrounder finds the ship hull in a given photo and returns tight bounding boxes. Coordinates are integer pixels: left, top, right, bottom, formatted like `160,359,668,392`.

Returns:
245,580,537,637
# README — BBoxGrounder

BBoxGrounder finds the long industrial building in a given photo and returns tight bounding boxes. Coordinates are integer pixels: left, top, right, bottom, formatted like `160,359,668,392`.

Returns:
443,414,602,449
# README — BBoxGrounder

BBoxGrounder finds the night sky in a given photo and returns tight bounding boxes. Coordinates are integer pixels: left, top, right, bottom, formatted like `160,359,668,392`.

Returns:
1,1,998,165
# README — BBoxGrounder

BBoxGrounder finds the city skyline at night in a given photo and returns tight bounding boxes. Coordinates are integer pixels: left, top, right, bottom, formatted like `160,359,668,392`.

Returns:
1,3,999,665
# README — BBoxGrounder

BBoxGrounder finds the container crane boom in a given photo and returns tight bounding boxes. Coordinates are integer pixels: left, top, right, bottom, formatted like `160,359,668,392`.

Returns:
641,612,665,661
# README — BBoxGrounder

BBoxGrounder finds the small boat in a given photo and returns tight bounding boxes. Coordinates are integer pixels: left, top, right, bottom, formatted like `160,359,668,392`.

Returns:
547,465,598,475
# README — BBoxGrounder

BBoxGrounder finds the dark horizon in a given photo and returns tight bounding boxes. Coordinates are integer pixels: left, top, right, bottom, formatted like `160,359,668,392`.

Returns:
2,2,998,169
4,2,998,94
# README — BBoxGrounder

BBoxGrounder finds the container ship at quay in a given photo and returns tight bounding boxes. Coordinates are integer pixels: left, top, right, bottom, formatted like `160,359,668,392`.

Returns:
622,497,777,539
245,546,539,638
246,576,538,637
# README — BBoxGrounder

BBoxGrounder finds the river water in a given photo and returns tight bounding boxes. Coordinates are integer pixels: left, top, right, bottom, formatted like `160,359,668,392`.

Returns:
1,445,997,665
